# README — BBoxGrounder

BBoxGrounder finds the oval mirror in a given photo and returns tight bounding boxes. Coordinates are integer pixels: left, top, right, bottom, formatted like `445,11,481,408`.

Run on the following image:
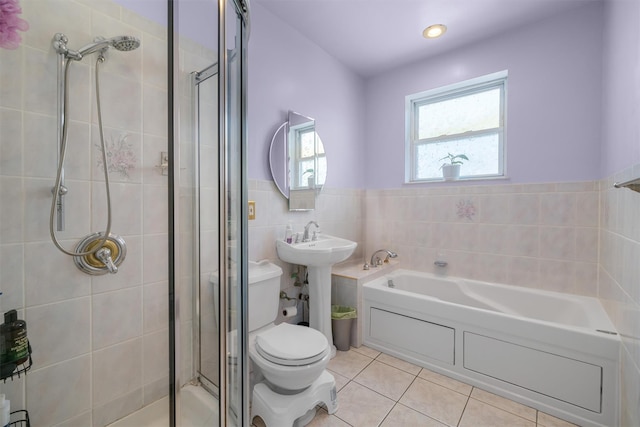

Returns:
269,111,327,211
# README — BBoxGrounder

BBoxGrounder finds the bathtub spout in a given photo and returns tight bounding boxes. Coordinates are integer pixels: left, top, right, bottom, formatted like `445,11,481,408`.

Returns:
370,249,398,267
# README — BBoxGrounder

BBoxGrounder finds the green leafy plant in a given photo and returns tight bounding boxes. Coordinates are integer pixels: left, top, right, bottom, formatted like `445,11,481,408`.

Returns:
439,153,469,167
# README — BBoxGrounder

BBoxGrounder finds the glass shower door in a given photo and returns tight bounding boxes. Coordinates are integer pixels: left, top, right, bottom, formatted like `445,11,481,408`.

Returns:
220,1,249,425
184,0,248,425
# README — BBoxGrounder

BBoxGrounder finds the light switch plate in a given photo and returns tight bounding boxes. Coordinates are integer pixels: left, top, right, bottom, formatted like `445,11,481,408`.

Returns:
248,201,256,220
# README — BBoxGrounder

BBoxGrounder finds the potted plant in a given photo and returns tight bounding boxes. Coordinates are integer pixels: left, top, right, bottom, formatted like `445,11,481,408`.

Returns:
302,168,315,188
439,153,469,181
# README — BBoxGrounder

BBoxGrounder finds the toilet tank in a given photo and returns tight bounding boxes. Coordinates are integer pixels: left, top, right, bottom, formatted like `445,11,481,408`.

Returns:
248,260,283,331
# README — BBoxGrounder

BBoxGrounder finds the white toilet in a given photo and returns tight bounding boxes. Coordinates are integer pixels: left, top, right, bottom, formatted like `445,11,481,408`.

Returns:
248,260,338,427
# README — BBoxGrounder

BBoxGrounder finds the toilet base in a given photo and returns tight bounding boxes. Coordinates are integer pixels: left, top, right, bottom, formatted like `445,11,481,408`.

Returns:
251,370,338,427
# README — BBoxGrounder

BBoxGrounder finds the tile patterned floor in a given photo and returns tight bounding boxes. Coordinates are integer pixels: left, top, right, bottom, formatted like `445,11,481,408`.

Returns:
252,346,580,427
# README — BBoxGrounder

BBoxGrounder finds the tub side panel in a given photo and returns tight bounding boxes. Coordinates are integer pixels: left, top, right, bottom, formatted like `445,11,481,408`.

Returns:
463,332,602,412
370,308,455,364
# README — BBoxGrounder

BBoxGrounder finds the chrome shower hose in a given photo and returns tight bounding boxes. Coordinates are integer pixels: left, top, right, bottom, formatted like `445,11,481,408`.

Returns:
49,55,113,257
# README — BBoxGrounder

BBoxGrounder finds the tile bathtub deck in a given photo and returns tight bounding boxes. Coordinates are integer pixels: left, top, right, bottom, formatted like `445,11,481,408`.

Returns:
252,346,580,427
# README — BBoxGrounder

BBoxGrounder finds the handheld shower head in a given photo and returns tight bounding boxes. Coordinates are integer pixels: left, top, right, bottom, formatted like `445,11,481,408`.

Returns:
75,35,140,59
109,35,140,52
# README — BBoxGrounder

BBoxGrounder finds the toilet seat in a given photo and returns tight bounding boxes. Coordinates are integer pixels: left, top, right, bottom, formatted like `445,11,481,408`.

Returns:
256,323,329,367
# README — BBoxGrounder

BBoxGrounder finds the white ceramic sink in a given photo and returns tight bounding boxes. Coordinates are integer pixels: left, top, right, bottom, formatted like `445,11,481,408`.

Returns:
276,233,357,358
276,234,357,267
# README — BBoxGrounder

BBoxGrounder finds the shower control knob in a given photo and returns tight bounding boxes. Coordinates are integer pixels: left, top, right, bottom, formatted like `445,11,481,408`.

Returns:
96,247,118,274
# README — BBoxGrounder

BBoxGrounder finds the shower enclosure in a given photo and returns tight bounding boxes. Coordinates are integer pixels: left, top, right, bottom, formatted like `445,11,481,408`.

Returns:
0,0,249,426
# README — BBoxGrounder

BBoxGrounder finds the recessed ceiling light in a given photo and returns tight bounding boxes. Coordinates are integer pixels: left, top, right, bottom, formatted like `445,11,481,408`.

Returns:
423,24,447,39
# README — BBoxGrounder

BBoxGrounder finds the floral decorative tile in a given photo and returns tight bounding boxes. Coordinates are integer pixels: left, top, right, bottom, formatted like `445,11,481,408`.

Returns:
457,199,476,220
96,133,137,180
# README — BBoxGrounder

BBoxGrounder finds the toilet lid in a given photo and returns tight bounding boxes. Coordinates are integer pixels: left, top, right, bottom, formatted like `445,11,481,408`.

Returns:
255,323,329,367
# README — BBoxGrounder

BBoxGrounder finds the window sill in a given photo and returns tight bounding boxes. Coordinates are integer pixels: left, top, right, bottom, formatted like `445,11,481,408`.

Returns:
406,175,511,185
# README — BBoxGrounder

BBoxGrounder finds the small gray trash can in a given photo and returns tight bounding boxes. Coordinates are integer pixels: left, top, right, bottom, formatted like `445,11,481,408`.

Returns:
331,305,357,351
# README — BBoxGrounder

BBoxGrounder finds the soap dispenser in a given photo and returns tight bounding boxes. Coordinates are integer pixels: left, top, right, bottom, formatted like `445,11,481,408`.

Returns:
284,221,293,244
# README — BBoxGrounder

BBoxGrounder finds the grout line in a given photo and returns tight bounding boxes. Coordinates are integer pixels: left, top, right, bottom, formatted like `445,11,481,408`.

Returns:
396,374,418,403
467,393,539,425
456,386,472,427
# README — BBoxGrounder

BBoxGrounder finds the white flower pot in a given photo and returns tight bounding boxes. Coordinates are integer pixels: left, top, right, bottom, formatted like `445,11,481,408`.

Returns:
442,164,461,181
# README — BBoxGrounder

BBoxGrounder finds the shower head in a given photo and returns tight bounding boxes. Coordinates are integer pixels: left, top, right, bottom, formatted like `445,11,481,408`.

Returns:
74,35,140,59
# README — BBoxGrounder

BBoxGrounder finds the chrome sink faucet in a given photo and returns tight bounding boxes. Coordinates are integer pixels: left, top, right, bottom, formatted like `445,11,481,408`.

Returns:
302,221,319,242
370,249,398,267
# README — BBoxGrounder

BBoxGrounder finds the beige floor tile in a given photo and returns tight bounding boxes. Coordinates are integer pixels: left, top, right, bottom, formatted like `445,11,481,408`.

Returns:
537,411,580,427
399,377,468,426
376,352,422,375
335,381,395,427
327,369,350,392
351,345,381,359
328,349,373,379
459,398,536,427
307,408,351,427
470,387,537,422
381,404,447,427
418,368,472,396
353,360,415,400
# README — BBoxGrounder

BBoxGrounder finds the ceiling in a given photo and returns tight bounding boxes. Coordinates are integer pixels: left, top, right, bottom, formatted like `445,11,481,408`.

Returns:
253,0,599,78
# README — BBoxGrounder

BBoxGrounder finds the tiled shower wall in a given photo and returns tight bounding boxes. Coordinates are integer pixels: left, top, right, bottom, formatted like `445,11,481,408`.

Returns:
599,166,640,427
365,181,600,297
0,1,209,425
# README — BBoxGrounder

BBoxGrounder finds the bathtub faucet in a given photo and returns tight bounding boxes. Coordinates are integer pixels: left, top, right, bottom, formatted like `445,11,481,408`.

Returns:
302,221,319,242
370,249,398,267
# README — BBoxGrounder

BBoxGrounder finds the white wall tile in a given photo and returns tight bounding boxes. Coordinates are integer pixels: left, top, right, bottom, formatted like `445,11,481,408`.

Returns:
508,193,539,225
0,48,23,109
142,233,168,284
92,347,144,424
92,182,142,235
22,47,57,117
53,411,92,427
143,185,168,234
24,241,92,307
26,297,91,368
0,108,23,176
92,338,143,407
0,177,23,243
540,193,576,226
92,287,142,349
0,244,24,312
142,84,167,137
26,355,91,427
143,329,169,385
143,281,169,333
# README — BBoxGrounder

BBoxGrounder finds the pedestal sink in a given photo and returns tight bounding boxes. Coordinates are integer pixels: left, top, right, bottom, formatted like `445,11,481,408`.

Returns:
276,234,357,357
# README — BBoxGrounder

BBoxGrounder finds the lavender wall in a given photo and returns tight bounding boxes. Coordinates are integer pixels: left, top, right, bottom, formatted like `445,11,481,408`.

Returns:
599,0,640,425
247,3,366,189
601,0,640,176
364,2,604,189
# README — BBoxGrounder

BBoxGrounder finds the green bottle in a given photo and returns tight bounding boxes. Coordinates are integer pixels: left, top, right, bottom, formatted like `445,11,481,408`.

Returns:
1,310,28,366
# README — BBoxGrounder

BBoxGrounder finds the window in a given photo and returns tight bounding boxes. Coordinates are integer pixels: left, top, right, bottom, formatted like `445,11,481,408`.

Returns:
290,123,325,188
405,71,507,182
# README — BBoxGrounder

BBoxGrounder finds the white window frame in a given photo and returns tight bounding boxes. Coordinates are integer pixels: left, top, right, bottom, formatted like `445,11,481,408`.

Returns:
405,70,508,183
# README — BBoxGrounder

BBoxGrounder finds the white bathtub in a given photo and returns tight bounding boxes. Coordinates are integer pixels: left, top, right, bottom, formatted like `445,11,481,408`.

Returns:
363,270,620,427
